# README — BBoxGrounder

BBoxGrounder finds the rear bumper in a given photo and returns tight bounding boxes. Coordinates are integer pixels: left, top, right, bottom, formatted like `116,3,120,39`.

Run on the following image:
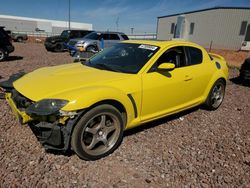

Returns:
5,45,14,54
240,70,250,80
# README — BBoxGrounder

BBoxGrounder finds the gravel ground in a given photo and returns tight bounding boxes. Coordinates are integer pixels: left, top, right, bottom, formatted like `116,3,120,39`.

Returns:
0,43,249,187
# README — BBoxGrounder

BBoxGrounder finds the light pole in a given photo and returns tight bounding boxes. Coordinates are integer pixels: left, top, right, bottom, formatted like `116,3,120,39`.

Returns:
68,0,71,30
130,27,134,35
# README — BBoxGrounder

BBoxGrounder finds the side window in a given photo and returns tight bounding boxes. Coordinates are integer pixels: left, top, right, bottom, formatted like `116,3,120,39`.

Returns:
102,34,110,40
80,31,88,37
186,47,203,65
151,46,186,71
109,34,120,40
70,31,81,38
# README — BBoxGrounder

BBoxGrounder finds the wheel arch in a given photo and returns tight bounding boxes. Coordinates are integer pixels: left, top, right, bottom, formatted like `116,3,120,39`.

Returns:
87,99,127,126
203,74,227,103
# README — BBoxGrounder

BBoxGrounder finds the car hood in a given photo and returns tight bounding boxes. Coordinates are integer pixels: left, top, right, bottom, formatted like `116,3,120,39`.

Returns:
13,63,132,101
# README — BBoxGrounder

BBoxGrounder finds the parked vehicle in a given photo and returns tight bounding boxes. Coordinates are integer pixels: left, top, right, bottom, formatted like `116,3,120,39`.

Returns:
239,57,250,83
6,30,28,42
0,27,14,61
45,30,93,52
67,31,129,54
0,40,228,160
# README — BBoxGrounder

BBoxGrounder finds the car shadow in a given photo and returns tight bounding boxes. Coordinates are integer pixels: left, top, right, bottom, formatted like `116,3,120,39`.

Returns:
230,76,250,87
4,56,23,62
124,106,200,137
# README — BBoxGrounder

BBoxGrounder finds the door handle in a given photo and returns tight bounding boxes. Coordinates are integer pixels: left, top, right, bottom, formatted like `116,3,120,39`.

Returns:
184,75,193,81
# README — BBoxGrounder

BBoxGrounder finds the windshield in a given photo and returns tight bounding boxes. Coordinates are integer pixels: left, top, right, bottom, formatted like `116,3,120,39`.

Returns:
60,30,70,38
85,43,159,74
83,32,101,40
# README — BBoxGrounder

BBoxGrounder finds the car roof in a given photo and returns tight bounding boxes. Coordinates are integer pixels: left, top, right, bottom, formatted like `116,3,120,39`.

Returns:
122,40,203,48
95,31,126,35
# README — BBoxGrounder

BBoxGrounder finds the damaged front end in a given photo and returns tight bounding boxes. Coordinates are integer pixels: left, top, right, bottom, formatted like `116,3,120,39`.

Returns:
0,73,83,152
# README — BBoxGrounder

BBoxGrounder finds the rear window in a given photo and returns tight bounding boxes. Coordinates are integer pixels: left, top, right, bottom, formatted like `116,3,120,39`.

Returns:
121,34,129,40
186,47,203,65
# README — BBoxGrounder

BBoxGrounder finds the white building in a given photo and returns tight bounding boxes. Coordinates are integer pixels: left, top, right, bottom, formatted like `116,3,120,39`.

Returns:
157,7,250,50
0,14,92,35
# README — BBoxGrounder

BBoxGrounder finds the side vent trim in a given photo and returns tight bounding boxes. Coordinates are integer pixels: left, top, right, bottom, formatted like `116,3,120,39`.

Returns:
127,94,138,118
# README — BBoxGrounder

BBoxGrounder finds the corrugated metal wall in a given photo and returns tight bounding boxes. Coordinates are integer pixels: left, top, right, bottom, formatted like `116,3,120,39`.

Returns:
0,18,37,32
157,8,250,50
0,15,92,35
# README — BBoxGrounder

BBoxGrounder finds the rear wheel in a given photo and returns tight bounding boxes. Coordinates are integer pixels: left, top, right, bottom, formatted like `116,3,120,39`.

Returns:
0,49,6,61
204,79,225,110
17,37,23,42
71,104,124,160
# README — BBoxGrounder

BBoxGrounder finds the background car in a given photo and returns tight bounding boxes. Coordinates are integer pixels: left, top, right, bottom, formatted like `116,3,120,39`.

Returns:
1,40,228,160
0,27,15,61
6,30,28,42
239,57,250,83
44,29,93,52
67,31,129,54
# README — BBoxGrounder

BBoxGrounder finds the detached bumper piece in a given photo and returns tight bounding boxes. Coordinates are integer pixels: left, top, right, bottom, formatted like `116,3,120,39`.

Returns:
29,113,83,152
30,122,63,147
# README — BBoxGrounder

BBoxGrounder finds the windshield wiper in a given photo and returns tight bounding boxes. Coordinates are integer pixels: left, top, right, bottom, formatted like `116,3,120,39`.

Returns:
94,63,120,72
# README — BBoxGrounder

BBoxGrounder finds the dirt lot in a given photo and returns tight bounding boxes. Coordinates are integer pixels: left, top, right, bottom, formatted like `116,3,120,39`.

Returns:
0,43,249,187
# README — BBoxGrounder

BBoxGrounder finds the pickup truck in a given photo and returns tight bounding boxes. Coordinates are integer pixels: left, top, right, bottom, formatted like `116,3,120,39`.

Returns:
6,30,28,42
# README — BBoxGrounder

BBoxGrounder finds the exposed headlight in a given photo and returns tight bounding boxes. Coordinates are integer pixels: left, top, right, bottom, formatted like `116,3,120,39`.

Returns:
51,40,55,43
26,99,69,116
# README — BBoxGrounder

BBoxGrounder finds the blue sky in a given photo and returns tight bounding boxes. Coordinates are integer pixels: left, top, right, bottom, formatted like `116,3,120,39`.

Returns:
0,0,249,33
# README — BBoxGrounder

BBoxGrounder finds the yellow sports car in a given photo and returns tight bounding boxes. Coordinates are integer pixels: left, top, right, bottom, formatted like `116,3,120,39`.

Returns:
0,40,228,160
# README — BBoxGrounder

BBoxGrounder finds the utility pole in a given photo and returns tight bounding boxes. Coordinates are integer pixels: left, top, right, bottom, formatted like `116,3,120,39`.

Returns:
68,0,71,30
130,27,134,35
116,17,119,32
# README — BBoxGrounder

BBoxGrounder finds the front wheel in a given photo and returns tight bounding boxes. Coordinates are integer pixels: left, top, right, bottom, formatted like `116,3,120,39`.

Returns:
54,43,64,52
71,104,124,160
204,79,226,110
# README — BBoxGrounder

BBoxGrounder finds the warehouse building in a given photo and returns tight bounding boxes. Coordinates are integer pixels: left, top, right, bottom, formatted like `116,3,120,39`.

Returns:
0,14,92,35
157,7,250,50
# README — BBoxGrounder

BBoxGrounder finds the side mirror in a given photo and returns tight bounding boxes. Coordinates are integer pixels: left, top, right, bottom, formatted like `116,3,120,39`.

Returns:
158,63,175,71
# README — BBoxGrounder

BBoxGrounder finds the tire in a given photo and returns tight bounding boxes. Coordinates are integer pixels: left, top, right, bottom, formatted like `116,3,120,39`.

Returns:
0,49,6,62
71,104,124,160
54,43,64,52
86,45,97,53
204,79,226,110
17,37,23,42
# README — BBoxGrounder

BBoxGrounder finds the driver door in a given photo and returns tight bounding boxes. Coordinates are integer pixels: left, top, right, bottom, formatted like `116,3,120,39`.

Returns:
140,46,197,122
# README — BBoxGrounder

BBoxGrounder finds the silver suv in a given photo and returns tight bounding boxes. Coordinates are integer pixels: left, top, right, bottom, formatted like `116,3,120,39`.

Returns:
68,31,129,53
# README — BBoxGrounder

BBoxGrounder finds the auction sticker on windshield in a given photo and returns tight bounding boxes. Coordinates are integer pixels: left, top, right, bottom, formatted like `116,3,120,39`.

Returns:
138,44,158,51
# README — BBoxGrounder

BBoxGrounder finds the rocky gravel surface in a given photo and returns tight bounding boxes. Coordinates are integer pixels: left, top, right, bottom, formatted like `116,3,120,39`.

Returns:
0,43,249,187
